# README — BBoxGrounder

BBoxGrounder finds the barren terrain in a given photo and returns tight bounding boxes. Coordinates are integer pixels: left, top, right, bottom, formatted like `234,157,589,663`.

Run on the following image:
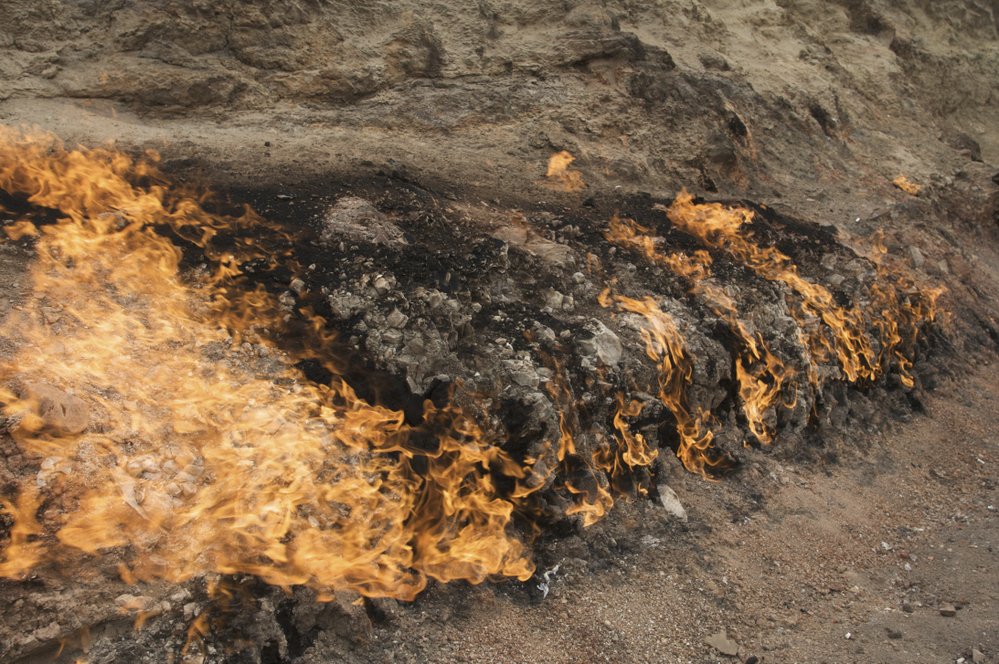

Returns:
1,1,998,662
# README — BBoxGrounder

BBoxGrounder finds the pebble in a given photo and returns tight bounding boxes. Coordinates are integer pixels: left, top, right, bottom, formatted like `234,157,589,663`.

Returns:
705,629,740,656
657,483,688,522
386,309,409,329
939,604,957,617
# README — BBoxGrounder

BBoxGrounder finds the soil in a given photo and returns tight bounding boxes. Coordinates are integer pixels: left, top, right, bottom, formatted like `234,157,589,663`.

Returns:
1,1,998,662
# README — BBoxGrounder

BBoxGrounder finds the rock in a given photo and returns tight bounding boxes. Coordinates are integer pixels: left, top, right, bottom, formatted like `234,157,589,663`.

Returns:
939,603,957,617
491,224,575,268
902,599,914,613
576,320,623,367
543,288,564,310
17,382,89,435
319,196,408,248
827,272,846,287
909,246,925,269
657,483,688,522
972,648,985,663
115,593,152,611
386,309,409,328
504,359,540,389
706,629,740,657
32,622,61,641
381,328,404,346
886,628,903,639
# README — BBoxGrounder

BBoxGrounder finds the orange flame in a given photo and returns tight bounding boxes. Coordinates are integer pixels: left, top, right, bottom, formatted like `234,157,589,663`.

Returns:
660,190,939,389
892,175,922,196
607,214,792,444
0,128,538,600
544,151,585,192
599,291,719,477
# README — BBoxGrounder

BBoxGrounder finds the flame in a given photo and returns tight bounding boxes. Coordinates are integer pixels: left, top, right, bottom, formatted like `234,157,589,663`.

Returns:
542,359,614,526
660,190,939,388
892,175,922,196
607,214,792,444
600,292,720,477
0,128,539,600
544,151,585,192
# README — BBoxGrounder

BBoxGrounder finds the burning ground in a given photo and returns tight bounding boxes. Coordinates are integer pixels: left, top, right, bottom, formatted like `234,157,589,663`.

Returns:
1,124,992,663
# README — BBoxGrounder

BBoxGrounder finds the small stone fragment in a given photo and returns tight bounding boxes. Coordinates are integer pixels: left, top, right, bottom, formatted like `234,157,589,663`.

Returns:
706,629,740,657
657,484,688,522
386,309,409,329
319,196,408,248
939,603,957,617
576,320,622,367
972,648,985,663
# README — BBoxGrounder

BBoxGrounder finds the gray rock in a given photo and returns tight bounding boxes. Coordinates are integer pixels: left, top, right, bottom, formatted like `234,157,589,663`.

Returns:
576,320,623,367
657,484,688,522
381,328,404,346
319,196,408,248
939,603,957,617
386,309,409,328
909,246,925,269
17,382,89,435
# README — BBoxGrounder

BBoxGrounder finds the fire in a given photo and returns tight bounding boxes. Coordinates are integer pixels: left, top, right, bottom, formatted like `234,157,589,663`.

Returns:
0,128,539,600
661,190,939,388
544,150,585,192
607,214,792,445
892,175,922,196
542,362,613,527
599,290,721,477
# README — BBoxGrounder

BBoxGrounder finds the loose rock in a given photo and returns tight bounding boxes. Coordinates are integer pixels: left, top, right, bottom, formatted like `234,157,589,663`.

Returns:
706,629,740,657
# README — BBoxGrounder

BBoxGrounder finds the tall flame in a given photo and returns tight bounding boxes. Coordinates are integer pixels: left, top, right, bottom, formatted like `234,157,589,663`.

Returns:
0,129,538,599
607,214,792,445
599,290,720,477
